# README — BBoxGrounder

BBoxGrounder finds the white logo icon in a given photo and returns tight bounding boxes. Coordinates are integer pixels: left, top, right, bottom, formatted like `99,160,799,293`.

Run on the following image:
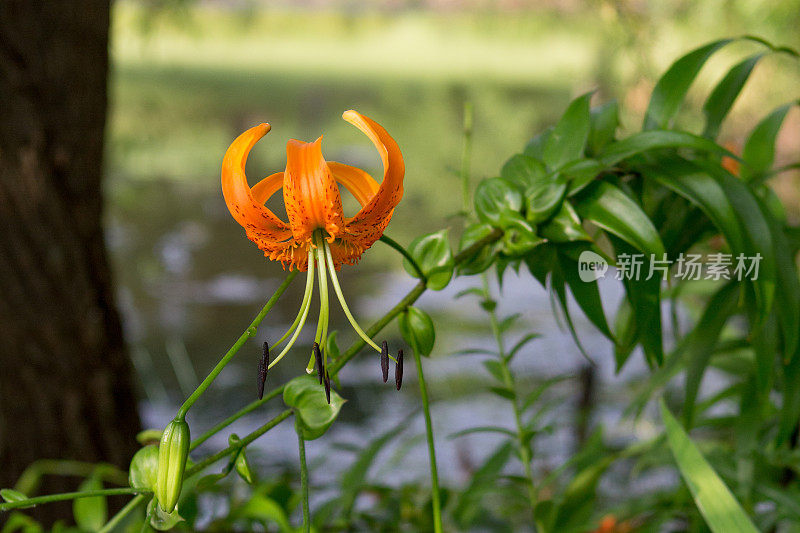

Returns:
578,250,608,282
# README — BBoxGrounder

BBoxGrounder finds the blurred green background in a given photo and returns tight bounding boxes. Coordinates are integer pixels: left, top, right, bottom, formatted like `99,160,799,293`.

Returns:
105,0,800,501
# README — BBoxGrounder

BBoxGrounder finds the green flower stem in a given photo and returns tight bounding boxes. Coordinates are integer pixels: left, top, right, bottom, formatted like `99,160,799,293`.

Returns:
98,494,147,533
412,346,443,533
176,270,299,420
0,488,150,512
379,234,425,280
481,274,537,517
186,409,293,477
295,416,311,533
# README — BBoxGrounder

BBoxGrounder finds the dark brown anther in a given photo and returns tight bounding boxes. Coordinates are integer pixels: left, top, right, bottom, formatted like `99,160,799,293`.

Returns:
381,340,389,383
257,342,269,400
395,349,404,391
324,371,331,404
313,342,324,384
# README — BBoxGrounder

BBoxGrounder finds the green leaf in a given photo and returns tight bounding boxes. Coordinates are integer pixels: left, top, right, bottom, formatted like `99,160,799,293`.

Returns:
448,426,516,439
500,218,544,258
457,223,496,275
399,306,436,357
572,181,665,257
768,216,800,359
557,252,613,338
550,265,592,362
611,238,664,366
0,489,28,504
682,282,741,427
714,168,776,326
563,159,604,196
644,39,733,130
489,386,516,400
539,202,589,242
283,375,345,440
660,400,759,533
228,435,256,485
148,498,184,531
501,153,547,191
543,91,593,169
236,493,292,532
129,445,159,491
642,157,745,253
740,102,797,182
702,54,764,139
403,230,455,291
474,177,523,227
587,101,619,156
523,127,553,160
73,475,106,533
482,359,505,382
598,130,733,167
525,173,567,224
508,333,541,359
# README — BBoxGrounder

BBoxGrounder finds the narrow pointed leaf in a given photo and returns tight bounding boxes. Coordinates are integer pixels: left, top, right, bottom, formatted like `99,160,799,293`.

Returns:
599,130,733,167
660,400,759,533
644,39,733,130
740,102,797,181
682,282,741,427
702,54,764,139
572,181,665,258
587,100,619,156
543,91,594,169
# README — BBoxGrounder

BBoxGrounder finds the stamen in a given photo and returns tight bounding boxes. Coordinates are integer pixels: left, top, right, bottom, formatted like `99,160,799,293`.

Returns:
395,350,404,391
274,250,317,348
313,342,324,385
257,342,269,399
322,239,382,354
268,248,316,370
381,341,389,383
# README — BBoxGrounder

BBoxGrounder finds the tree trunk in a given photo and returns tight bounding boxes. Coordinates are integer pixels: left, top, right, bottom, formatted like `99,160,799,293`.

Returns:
0,0,141,523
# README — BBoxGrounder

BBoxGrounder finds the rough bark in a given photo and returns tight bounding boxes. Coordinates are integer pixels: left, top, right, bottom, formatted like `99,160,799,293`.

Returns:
0,0,141,523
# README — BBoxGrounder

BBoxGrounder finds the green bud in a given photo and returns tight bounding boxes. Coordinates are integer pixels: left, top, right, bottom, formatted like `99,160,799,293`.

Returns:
155,418,190,513
129,445,159,490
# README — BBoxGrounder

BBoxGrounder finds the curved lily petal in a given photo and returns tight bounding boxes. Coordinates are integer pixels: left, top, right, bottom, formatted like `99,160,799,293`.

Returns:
221,124,291,241
251,172,284,204
283,137,345,245
328,161,379,208
342,110,404,220
331,110,404,262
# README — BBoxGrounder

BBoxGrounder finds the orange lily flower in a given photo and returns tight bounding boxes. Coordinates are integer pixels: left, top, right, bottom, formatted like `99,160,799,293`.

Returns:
221,110,405,398
222,109,404,272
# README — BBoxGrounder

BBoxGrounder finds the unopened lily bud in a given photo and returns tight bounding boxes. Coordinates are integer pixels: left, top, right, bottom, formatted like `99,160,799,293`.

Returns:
156,418,190,513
